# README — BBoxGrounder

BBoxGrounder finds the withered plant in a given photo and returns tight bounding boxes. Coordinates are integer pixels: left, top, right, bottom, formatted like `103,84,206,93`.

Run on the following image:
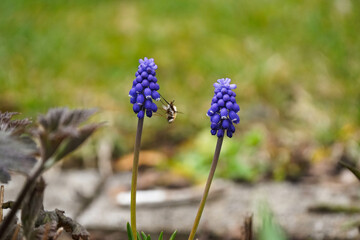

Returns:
0,108,102,240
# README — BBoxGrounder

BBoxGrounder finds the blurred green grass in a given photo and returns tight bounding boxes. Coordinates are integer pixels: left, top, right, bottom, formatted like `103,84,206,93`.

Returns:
1,0,359,179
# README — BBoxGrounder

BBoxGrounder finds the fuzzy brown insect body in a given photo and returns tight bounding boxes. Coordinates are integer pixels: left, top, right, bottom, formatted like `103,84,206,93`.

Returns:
160,95,179,124
163,100,177,123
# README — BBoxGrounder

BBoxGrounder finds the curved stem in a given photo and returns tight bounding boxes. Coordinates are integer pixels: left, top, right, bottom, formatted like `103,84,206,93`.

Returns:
130,117,144,239
188,136,224,240
0,164,43,239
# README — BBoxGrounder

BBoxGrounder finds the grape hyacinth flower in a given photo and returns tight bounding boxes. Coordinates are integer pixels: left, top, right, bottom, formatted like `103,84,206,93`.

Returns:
206,78,240,138
129,57,160,119
188,78,239,240
129,57,160,238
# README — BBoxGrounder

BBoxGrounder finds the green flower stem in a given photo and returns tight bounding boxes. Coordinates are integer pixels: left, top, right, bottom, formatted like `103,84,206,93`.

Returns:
0,164,44,239
188,136,224,240
130,117,144,239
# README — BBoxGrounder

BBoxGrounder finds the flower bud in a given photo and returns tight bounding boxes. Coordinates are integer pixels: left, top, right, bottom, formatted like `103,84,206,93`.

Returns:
207,78,240,138
130,58,160,118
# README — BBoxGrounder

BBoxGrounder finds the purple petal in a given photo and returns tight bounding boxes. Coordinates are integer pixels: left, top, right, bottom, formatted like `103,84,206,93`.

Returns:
133,104,141,113
217,129,224,137
146,109,152,118
137,110,144,119
220,108,228,119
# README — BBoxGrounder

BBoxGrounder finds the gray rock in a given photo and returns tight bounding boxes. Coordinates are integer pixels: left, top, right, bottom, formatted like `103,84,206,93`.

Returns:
2,169,101,218
3,170,360,239
77,172,360,239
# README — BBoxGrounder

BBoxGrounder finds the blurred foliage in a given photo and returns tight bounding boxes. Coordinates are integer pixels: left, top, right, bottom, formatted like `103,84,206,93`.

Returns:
126,223,177,240
1,0,360,180
258,203,287,240
172,128,266,182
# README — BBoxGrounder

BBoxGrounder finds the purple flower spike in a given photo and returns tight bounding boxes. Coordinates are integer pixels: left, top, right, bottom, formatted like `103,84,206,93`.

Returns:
207,109,215,117
207,78,240,138
211,114,221,124
217,129,224,138
135,83,143,93
151,102,158,112
129,88,136,97
129,57,161,118
223,94,230,102
222,119,230,129
136,94,145,105
210,103,219,113
146,109,153,117
211,122,219,130
133,104,141,113
137,110,144,119
229,111,238,122
226,101,233,110
233,103,240,113
151,91,160,101
144,88,152,99
144,99,152,109
142,80,150,87
218,99,225,107
220,108,228,119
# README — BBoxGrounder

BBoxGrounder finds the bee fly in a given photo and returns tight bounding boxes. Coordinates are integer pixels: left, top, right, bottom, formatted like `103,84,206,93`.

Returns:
159,95,180,123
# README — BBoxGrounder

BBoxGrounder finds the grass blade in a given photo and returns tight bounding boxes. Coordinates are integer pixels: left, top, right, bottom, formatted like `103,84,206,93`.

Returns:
141,232,147,240
158,231,163,240
169,230,177,240
127,222,134,240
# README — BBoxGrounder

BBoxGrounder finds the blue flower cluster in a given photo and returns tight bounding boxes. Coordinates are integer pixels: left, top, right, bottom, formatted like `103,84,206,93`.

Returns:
129,57,160,119
207,78,240,138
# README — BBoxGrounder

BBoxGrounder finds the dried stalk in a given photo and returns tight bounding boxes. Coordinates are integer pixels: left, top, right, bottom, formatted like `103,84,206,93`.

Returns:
0,185,4,222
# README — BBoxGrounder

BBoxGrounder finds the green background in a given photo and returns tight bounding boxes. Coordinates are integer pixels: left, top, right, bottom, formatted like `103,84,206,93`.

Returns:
1,0,359,181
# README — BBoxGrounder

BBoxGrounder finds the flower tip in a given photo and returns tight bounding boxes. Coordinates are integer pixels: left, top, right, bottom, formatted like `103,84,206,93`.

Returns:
151,102,158,112
133,104,141,113
137,110,145,119
227,130,233,138
151,91,161,101
213,83,220,88
217,129,224,138
146,110,153,118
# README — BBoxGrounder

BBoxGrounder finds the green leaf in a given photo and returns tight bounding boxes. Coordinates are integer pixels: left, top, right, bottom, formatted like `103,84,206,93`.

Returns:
141,232,147,240
339,161,360,181
127,222,134,240
137,232,142,240
258,204,286,240
146,234,152,240
158,231,163,240
169,230,177,240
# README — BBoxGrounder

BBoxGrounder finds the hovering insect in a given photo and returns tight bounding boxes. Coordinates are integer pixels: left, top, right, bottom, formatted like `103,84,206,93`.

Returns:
159,95,180,123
